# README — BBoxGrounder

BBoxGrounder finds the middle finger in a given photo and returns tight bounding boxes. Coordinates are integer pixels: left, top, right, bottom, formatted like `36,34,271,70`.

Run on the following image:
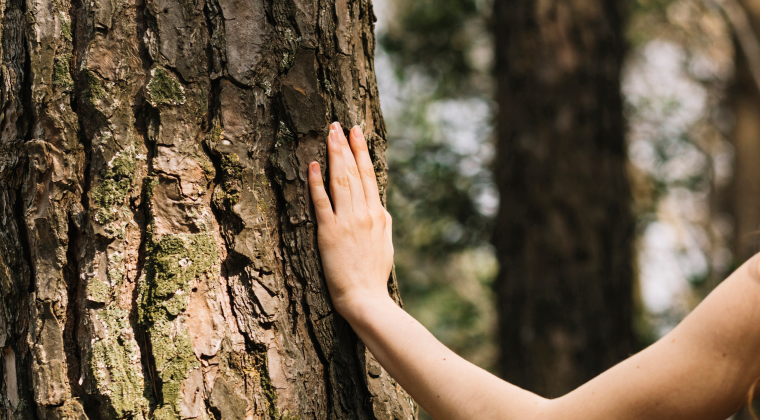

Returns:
331,122,367,214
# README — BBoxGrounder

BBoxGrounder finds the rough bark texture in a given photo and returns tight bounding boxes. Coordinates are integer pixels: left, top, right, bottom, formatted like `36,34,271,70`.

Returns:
492,0,636,398
0,0,416,418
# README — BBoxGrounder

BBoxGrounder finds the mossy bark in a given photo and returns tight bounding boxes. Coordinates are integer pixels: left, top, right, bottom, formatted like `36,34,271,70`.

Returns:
0,0,415,419
492,0,636,398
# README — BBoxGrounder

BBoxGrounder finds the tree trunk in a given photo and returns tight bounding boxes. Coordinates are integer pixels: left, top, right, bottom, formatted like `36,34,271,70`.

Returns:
729,0,760,265
492,0,635,398
726,1,760,417
0,0,416,418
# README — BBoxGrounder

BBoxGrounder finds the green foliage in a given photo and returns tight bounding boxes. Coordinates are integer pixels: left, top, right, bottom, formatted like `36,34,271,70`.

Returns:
380,0,487,96
379,0,498,377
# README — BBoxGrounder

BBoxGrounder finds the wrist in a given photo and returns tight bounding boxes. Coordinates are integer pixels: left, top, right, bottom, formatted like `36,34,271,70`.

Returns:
334,293,398,327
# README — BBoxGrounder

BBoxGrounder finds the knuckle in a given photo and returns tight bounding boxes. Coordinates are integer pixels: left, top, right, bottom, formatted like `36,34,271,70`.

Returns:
358,212,374,228
314,197,332,209
333,176,350,189
346,165,360,178
360,165,377,179
372,208,386,224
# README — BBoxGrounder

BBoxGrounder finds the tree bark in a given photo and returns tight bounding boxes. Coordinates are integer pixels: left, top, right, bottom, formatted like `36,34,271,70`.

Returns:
0,0,416,418
492,0,636,398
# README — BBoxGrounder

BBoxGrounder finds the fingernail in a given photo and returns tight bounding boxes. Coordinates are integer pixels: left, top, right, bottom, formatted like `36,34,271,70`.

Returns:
351,125,363,136
310,162,319,174
330,121,341,131
329,130,339,145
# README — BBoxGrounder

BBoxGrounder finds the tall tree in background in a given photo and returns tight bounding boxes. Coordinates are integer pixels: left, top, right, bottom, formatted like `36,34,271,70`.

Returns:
493,0,635,397
728,0,760,265
0,0,415,418
724,1,760,416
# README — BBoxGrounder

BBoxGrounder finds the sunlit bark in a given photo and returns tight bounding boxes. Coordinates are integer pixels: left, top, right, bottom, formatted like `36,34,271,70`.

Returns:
0,0,415,418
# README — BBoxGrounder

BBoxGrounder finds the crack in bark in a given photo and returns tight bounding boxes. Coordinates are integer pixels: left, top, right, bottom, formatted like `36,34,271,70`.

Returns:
19,0,32,143
62,215,83,399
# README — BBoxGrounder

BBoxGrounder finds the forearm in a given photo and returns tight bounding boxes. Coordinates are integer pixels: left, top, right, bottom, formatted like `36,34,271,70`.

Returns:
342,296,548,420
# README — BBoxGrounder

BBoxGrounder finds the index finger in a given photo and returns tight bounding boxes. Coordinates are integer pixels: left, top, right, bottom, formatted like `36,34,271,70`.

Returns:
308,162,334,225
348,126,382,210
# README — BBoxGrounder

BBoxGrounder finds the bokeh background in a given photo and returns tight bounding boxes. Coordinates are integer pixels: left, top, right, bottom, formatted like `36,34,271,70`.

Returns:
371,0,760,418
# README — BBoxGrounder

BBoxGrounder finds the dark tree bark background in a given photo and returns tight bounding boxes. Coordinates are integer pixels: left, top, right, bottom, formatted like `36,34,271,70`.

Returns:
0,0,416,418
492,0,636,398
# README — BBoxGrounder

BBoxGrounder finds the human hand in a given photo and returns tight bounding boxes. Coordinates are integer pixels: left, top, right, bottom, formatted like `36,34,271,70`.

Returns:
308,122,394,320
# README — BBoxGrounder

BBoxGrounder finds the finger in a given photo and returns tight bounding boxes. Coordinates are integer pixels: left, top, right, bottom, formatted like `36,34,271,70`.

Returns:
348,126,382,210
327,128,352,214
308,162,334,225
331,122,368,214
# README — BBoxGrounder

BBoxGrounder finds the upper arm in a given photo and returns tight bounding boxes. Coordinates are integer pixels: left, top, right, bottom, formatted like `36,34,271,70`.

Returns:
544,254,760,420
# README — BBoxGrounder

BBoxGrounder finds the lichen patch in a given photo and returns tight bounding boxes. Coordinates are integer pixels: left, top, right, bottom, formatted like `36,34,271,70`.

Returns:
139,228,219,417
147,67,186,107
91,145,141,238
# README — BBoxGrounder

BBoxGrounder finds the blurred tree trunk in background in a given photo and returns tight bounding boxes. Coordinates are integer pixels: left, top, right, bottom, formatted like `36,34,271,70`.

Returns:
0,0,415,418
729,0,760,265
727,1,760,418
492,0,635,397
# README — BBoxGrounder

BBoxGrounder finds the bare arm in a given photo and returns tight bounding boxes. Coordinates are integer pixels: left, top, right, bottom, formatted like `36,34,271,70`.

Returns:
551,257,760,420
308,122,760,420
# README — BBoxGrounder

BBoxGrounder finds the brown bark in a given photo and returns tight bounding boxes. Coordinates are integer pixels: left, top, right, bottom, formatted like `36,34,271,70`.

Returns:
0,0,416,419
492,0,635,397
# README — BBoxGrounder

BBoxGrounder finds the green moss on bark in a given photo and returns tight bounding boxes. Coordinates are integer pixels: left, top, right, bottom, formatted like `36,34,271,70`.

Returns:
92,146,140,237
61,21,71,41
85,70,107,101
53,54,73,89
138,228,218,417
88,307,150,418
87,277,111,303
147,67,186,106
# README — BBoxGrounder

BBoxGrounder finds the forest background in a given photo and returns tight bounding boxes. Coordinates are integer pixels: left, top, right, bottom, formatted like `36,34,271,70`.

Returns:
376,0,760,418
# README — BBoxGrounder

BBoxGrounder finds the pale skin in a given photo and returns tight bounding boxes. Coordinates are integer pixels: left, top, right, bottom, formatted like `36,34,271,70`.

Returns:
308,121,760,420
